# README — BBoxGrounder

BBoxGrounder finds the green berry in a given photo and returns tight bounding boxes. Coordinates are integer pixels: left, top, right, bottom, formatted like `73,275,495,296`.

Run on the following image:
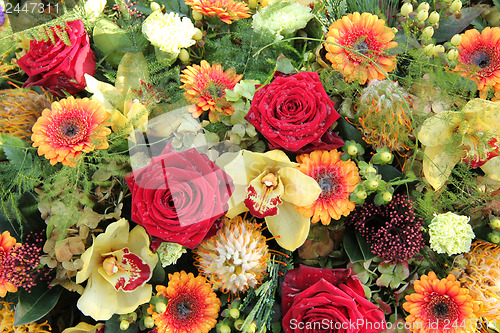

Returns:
490,234,500,244
417,9,429,22
150,2,161,11
155,302,167,314
356,191,367,200
421,26,434,39
417,2,430,11
450,34,462,46
229,308,240,319
491,218,500,229
347,145,358,155
247,323,257,333
380,152,392,163
450,0,462,12
447,49,458,61
428,11,440,24
179,49,190,63
193,29,203,40
192,9,203,21
382,192,393,202
144,317,155,329
401,3,413,16
366,166,377,174
368,180,379,190
220,325,232,333
120,320,130,331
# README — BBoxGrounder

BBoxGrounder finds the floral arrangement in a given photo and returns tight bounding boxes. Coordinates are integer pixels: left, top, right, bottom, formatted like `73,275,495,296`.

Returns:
1,0,500,332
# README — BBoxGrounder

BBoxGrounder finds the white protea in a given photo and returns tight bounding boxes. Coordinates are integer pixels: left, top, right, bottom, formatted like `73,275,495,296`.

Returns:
194,216,270,294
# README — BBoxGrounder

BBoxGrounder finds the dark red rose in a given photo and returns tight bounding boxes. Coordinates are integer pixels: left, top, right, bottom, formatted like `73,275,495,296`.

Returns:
17,20,95,96
282,265,386,333
245,71,343,153
125,146,234,249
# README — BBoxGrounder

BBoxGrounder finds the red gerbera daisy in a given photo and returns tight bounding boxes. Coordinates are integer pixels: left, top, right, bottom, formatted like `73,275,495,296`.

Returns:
150,271,220,333
324,12,398,84
455,27,500,98
31,96,111,167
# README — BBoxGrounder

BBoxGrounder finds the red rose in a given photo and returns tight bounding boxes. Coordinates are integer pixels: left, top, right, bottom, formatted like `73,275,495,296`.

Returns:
245,72,343,153
17,20,95,96
125,146,234,249
282,265,386,333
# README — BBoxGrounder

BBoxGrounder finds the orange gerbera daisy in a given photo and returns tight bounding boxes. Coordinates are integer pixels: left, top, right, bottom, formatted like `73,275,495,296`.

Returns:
150,271,220,333
31,97,111,167
296,150,360,225
180,60,242,122
0,231,18,297
455,27,500,99
185,0,250,24
403,271,479,333
324,12,398,85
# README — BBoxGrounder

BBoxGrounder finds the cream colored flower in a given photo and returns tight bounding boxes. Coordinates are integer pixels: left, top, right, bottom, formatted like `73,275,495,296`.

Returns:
418,98,500,190
216,150,321,251
76,219,158,321
428,212,475,256
61,322,104,333
142,11,198,55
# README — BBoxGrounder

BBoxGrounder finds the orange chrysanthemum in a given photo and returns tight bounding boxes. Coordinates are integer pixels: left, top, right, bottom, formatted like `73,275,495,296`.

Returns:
31,96,111,167
185,0,250,24
324,12,398,85
0,231,18,298
455,27,500,99
150,271,220,333
296,150,360,225
180,60,242,122
403,271,478,333
451,241,500,321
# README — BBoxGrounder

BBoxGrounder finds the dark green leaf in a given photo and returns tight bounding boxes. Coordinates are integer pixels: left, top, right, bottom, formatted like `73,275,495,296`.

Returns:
150,259,166,284
0,214,22,240
378,164,404,182
387,31,420,56
104,314,139,333
0,134,30,165
275,54,296,74
434,8,484,43
337,117,367,148
14,284,62,326
343,227,375,262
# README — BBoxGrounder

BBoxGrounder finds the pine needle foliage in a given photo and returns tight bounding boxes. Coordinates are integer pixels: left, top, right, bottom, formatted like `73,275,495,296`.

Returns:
203,20,302,83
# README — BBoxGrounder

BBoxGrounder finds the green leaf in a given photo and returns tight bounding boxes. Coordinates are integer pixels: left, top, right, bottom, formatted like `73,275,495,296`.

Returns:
275,54,296,74
434,8,484,43
343,227,375,263
0,134,30,164
14,284,62,326
104,314,139,333
387,31,420,56
337,117,367,148
377,164,404,182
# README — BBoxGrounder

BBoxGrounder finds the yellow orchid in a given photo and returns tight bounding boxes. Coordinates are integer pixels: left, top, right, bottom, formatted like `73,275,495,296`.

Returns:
61,322,104,333
84,52,150,134
418,98,500,190
76,219,158,321
216,150,321,251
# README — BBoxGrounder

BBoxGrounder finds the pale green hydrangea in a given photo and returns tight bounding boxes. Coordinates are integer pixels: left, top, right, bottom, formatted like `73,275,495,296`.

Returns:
251,1,314,41
428,212,475,256
142,11,197,55
156,242,187,267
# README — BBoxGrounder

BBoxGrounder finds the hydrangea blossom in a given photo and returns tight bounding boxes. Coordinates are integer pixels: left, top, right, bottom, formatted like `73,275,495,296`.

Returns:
252,0,314,41
142,11,198,56
428,212,475,256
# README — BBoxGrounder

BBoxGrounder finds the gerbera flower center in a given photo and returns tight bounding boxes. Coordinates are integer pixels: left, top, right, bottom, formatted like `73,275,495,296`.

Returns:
61,122,79,137
472,52,491,69
175,299,193,319
316,172,340,197
427,294,458,320
352,38,370,55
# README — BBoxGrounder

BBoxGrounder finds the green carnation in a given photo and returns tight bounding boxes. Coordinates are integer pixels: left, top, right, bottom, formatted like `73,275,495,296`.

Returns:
251,1,314,41
156,242,187,267
428,212,475,256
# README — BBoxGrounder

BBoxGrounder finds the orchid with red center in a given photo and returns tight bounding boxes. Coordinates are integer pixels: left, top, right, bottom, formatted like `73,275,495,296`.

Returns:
216,149,321,251
418,98,500,190
76,219,158,321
